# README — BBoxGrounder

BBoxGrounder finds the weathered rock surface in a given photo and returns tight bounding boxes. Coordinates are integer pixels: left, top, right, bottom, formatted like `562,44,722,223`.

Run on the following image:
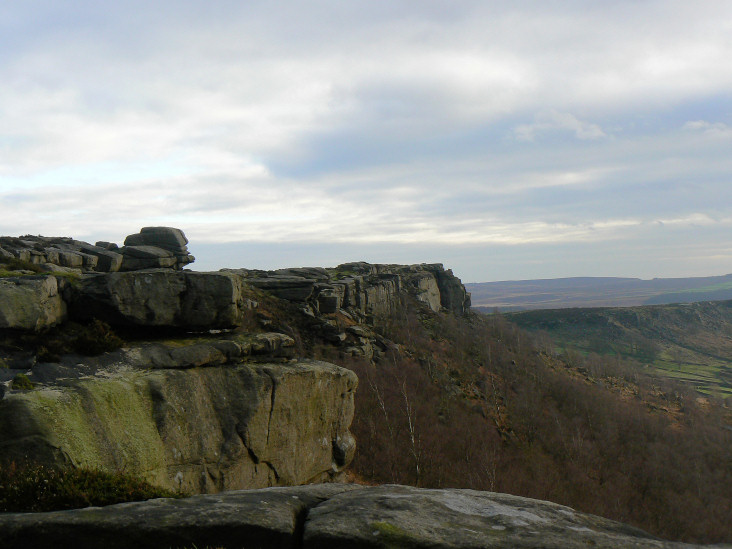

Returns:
1,227,470,336
223,261,470,360
0,276,66,330
0,227,193,274
228,261,470,320
303,484,708,548
123,226,194,269
70,270,245,329
0,356,357,494
0,484,724,549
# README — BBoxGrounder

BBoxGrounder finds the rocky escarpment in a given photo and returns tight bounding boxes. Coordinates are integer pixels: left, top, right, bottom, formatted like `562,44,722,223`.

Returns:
0,227,471,494
0,228,469,334
1,483,725,549
228,261,470,320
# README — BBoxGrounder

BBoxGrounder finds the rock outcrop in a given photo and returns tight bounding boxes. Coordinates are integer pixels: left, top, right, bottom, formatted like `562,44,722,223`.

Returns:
0,484,724,549
120,227,194,271
1,227,470,335
229,261,470,320
70,270,245,329
0,227,194,275
0,228,471,497
0,342,356,493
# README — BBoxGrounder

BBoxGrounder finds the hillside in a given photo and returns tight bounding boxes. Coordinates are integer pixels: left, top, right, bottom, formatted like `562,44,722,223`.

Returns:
504,300,732,397
1,229,731,545
467,274,732,311
320,298,732,544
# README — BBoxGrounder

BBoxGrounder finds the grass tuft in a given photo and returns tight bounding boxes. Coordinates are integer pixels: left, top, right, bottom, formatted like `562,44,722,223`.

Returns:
0,257,43,274
0,463,183,512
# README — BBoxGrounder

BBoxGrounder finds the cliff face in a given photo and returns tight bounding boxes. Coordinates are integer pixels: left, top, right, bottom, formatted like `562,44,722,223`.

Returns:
0,263,469,334
0,345,356,494
229,261,471,320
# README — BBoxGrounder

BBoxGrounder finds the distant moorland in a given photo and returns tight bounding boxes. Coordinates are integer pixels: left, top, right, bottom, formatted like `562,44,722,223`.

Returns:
503,300,732,397
467,273,732,311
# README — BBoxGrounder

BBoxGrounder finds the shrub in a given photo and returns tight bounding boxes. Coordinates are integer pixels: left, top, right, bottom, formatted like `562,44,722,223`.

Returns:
11,373,34,391
36,319,123,361
0,463,182,512
73,319,124,355
0,257,43,273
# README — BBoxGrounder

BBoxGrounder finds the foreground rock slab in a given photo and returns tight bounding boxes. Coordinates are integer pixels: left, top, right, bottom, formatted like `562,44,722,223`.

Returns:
304,484,716,549
0,484,357,549
1,484,727,549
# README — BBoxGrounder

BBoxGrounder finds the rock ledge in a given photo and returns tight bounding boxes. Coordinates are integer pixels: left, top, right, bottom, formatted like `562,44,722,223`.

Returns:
1,484,725,549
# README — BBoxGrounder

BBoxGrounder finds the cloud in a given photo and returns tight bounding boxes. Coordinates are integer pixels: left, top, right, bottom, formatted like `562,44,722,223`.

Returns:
513,111,606,142
1,2,732,280
683,120,732,138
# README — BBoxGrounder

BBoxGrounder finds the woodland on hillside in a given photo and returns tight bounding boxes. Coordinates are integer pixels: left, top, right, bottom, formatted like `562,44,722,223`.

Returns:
313,297,732,544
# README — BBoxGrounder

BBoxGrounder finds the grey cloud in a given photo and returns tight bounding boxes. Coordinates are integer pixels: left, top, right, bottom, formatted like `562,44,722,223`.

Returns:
1,1,732,279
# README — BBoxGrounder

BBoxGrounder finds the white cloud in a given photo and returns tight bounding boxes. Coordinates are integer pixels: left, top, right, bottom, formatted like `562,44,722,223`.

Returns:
683,120,732,138
513,111,606,142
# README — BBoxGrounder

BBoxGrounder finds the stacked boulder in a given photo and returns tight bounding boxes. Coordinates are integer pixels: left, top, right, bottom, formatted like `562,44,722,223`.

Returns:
120,227,195,271
0,228,194,274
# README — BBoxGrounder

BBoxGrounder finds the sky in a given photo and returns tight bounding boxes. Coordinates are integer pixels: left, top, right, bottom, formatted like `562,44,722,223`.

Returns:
1,1,732,283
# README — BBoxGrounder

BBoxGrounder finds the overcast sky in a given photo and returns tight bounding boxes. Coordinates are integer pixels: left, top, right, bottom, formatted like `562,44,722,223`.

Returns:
2,1,731,282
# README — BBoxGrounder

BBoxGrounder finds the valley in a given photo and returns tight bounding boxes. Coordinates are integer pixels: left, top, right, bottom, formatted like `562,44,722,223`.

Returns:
467,274,732,311
503,300,732,397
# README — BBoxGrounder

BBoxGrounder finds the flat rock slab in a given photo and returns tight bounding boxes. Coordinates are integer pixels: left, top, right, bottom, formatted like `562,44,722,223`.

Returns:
0,484,358,549
304,485,707,548
0,484,727,549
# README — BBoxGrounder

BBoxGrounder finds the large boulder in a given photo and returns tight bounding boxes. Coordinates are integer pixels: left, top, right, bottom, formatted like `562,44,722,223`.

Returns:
70,270,244,329
0,484,721,549
0,485,359,549
139,226,189,253
0,276,66,331
0,359,358,494
118,245,177,271
123,227,194,269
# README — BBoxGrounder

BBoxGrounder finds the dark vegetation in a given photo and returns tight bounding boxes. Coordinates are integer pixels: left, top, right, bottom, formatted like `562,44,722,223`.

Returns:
0,319,124,364
0,463,181,512
36,319,124,361
315,297,732,544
